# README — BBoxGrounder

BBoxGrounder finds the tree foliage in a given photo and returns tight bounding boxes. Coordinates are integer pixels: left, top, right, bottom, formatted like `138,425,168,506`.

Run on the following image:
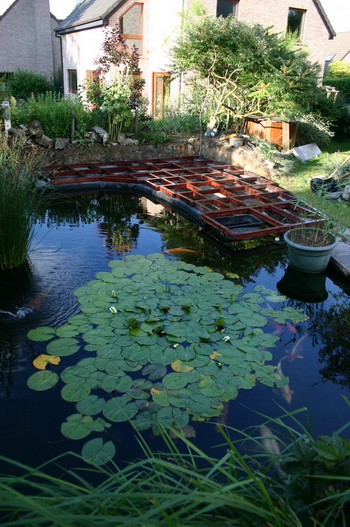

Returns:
169,15,331,130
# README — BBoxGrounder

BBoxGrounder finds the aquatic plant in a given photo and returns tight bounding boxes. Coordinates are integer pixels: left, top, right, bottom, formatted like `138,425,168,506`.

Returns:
0,134,46,270
27,254,308,463
0,404,349,526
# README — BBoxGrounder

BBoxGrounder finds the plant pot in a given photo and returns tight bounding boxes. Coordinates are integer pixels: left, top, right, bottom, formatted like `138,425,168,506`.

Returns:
277,265,328,302
284,228,338,273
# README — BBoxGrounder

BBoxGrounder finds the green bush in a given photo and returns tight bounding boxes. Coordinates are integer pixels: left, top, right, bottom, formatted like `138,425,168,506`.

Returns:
6,69,55,100
11,92,96,139
323,77,350,98
297,114,335,146
326,61,350,78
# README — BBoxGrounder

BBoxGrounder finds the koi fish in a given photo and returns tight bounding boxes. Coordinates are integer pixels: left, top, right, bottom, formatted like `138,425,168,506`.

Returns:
259,425,286,479
27,289,51,308
285,334,307,362
286,322,297,335
162,248,197,255
273,360,294,404
112,244,134,251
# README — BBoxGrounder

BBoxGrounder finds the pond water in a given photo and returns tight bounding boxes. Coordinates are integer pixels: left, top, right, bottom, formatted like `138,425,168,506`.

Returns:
1,192,349,471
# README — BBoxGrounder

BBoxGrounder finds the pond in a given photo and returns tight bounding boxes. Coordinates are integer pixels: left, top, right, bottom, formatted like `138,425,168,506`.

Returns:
1,191,349,470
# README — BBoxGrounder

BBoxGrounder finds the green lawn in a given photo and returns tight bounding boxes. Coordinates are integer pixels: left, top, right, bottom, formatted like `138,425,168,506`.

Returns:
275,138,350,232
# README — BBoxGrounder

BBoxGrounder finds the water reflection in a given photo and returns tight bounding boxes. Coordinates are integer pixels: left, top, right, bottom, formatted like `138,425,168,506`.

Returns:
277,266,328,303
307,292,350,387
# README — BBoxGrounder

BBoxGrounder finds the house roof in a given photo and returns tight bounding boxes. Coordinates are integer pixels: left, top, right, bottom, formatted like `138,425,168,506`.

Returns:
56,0,336,37
327,31,350,61
0,0,59,22
314,0,336,38
56,0,126,33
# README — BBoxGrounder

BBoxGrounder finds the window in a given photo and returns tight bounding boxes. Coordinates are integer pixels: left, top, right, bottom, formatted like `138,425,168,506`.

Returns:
120,3,143,53
287,8,305,40
153,73,170,119
68,69,78,94
217,0,238,18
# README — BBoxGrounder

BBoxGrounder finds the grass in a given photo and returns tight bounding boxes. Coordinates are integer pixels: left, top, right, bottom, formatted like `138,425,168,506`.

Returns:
275,138,350,233
0,134,47,270
0,404,349,526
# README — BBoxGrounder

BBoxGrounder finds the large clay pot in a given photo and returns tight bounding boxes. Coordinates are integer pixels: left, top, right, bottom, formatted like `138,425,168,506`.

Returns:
284,228,338,273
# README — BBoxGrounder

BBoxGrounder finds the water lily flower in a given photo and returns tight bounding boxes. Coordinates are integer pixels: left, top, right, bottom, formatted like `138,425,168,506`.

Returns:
109,306,118,314
222,335,230,342
111,290,117,298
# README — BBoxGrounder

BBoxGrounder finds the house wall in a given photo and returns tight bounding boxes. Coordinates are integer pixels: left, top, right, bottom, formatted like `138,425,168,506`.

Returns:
60,27,105,95
61,0,183,109
60,0,332,111
0,0,59,79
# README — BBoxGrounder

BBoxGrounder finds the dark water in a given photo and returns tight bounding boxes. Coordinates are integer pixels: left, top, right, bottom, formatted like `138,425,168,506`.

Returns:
1,192,349,472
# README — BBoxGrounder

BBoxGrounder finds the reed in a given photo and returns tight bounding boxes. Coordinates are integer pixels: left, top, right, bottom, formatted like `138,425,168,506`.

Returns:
0,134,46,270
0,403,349,526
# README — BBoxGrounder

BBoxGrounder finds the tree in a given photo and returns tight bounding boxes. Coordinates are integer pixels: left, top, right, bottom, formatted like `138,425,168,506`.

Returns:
169,15,328,131
83,25,146,140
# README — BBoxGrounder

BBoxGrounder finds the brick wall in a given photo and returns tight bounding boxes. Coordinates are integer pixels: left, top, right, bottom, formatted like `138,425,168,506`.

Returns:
0,0,59,78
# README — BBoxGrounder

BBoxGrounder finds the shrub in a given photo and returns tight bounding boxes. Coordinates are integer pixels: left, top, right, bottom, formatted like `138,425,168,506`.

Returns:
323,77,350,98
296,114,335,146
326,61,350,78
6,69,55,100
11,92,96,139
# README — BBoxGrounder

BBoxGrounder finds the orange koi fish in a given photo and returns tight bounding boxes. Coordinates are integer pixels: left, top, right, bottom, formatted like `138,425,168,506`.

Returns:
112,244,134,251
162,248,197,255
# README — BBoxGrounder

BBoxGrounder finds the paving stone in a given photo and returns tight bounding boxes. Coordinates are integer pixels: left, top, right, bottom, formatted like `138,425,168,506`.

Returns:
330,241,350,277
293,143,321,162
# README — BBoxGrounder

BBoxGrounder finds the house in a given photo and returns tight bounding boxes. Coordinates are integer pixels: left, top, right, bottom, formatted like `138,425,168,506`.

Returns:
0,0,61,79
325,31,350,67
56,0,335,115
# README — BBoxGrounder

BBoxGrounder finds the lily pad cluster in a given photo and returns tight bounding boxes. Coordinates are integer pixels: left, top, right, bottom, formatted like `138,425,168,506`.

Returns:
27,253,308,464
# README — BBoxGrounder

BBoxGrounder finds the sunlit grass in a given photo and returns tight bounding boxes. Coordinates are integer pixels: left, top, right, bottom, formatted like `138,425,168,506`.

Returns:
276,139,350,231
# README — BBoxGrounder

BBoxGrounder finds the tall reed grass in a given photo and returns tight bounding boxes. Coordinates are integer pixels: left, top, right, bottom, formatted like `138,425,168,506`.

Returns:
0,405,349,526
0,134,46,270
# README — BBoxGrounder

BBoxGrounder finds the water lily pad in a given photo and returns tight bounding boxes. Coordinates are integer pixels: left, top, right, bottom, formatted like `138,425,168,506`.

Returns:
33,354,60,370
27,326,56,342
103,397,138,422
162,372,189,390
61,381,91,402
55,325,79,338
76,395,106,416
142,363,167,380
151,388,169,407
27,370,59,391
61,366,92,384
81,438,116,465
61,413,92,440
101,374,132,393
47,338,80,357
